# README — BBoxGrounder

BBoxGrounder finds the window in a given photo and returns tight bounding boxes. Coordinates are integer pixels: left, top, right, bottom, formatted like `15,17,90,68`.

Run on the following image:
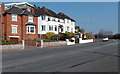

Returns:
48,17,50,21
26,26,35,34
71,28,73,32
55,25,57,31
49,25,53,31
41,25,46,31
28,16,33,22
67,27,69,32
12,14,17,21
58,19,60,22
67,20,69,23
52,17,55,21
42,16,46,20
11,25,18,34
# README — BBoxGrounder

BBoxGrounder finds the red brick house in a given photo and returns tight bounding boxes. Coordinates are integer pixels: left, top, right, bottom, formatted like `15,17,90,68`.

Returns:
1,3,38,43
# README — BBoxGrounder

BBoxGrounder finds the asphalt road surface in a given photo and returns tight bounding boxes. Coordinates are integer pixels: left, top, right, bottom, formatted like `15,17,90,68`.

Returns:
2,39,119,72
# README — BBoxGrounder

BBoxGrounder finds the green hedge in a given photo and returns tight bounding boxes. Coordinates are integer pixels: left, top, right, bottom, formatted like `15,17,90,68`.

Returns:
0,42,17,45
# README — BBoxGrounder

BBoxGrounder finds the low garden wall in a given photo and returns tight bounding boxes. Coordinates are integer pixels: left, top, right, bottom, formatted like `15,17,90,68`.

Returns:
25,41,41,47
66,38,75,45
42,41,67,48
0,44,24,51
79,38,93,44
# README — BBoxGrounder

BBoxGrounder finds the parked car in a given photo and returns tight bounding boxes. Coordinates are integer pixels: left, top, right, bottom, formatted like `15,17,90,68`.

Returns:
103,37,109,42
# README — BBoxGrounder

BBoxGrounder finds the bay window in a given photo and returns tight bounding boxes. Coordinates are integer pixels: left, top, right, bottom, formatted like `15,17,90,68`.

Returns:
26,26,35,34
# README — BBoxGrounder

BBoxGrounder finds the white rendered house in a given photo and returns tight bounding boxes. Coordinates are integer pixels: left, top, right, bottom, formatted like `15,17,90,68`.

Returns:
35,7,75,37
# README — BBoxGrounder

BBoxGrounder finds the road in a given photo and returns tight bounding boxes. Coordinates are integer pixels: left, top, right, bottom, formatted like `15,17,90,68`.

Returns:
2,39,119,72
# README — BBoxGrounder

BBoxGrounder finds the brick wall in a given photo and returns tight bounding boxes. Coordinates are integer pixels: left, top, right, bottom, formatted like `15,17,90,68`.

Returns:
4,14,22,42
2,14,38,42
22,15,38,40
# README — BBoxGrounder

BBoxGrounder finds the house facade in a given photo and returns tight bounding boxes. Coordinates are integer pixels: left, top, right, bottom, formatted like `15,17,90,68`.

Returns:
1,3,38,43
1,2,76,43
35,6,75,38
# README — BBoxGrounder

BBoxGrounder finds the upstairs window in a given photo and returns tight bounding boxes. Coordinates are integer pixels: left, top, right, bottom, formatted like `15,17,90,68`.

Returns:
41,25,46,31
12,14,17,21
58,19,60,22
52,17,55,21
42,16,46,20
48,17,50,21
67,19,69,23
11,25,18,34
28,16,33,22
26,26,35,34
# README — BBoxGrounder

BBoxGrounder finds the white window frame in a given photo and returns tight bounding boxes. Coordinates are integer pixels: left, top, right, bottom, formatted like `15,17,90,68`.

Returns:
26,26,35,34
11,14,17,21
54,25,57,31
41,15,46,20
41,25,46,31
28,16,33,22
11,25,18,34
49,25,53,31
67,26,69,32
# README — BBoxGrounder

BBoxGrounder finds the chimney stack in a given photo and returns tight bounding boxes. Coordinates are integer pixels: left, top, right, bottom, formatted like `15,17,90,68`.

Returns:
1,3,5,14
31,7,35,14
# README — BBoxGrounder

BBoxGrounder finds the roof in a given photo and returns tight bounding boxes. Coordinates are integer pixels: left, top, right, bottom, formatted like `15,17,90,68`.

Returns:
3,7,35,16
35,6,59,18
26,22,36,26
58,12,75,22
35,6,75,21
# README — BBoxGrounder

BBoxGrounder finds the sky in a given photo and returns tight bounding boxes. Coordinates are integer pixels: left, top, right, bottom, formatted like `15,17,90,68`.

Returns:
30,2,118,34
4,2,118,34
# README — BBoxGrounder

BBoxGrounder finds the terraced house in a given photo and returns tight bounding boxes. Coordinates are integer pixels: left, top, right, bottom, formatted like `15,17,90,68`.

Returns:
35,6,75,38
1,2,75,43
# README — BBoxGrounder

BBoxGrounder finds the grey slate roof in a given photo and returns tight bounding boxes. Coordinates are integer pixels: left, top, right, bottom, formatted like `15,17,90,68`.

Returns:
35,6,59,18
35,6,75,22
3,7,36,16
58,12,75,22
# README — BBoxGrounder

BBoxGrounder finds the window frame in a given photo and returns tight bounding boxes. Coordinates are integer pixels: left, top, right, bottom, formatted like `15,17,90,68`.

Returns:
41,25,46,31
11,14,17,21
28,16,33,22
11,25,18,34
49,25,53,31
41,16,46,20
26,26,35,34
54,25,57,31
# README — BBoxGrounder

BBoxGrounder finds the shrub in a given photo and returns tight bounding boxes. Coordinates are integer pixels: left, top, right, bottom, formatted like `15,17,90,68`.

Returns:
46,32,55,40
65,32,75,38
34,38,41,41
43,40,57,42
51,34,59,40
59,33,70,40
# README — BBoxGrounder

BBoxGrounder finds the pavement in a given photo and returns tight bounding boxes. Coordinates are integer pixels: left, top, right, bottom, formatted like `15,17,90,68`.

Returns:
2,39,119,72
